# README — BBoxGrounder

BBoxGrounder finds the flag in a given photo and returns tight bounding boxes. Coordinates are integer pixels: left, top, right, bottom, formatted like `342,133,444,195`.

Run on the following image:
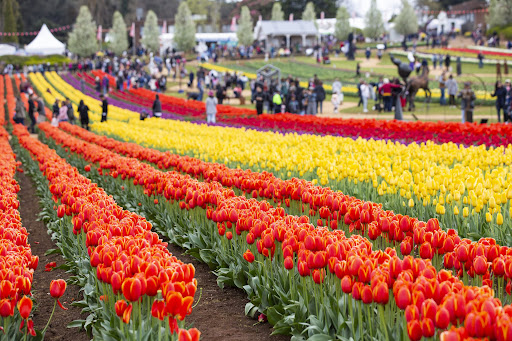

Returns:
129,23,135,38
289,13,293,21
97,25,102,41
230,17,236,32
162,20,167,34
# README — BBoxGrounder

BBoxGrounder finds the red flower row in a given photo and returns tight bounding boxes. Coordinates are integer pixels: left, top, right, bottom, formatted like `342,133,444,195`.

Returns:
42,122,512,339
12,124,199,339
0,125,37,318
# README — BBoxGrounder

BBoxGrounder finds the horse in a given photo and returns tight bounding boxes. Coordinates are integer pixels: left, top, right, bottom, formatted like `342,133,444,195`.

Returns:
407,65,431,111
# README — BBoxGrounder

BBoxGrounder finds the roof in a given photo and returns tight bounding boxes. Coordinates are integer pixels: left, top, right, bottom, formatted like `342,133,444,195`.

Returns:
26,24,65,55
254,20,318,40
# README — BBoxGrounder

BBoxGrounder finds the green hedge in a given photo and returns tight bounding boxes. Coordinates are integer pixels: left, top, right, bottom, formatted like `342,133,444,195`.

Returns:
0,54,70,66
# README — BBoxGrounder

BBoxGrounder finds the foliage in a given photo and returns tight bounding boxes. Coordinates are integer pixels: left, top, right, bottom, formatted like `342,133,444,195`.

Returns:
271,2,284,21
487,0,512,28
174,2,197,52
364,0,384,40
68,6,98,57
394,0,418,36
3,0,19,43
302,2,316,21
237,6,254,47
334,6,351,41
141,10,159,52
110,11,128,55
281,0,336,19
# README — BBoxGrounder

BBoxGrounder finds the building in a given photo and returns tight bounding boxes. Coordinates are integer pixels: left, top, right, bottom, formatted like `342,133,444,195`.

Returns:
253,20,319,49
449,0,487,32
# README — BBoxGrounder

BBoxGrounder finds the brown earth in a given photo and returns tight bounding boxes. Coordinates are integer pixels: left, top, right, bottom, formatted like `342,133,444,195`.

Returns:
16,163,90,341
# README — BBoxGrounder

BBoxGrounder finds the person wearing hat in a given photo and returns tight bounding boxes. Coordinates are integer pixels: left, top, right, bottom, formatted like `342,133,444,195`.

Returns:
458,82,476,123
205,90,217,124
491,80,507,122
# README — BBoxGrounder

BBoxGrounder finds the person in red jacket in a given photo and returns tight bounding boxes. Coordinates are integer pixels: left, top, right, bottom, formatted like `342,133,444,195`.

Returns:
379,79,402,112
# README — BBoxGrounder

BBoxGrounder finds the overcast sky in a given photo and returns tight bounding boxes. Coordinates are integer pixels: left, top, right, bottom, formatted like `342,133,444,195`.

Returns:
348,0,402,19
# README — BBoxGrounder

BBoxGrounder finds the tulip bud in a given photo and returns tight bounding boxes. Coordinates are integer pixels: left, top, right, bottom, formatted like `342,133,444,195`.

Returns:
463,207,469,217
497,212,504,225
453,206,459,215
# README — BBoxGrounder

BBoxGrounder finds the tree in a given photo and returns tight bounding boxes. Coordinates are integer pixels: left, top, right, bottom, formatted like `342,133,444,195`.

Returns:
416,0,467,10
394,0,418,36
302,2,316,21
334,6,350,41
271,2,284,21
281,0,335,20
68,6,97,57
174,2,196,51
110,11,128,55
3,0,19,43
487,0,512,28
364,0,384,40
186,0,209,24
141,10,159,52
237,6,254,46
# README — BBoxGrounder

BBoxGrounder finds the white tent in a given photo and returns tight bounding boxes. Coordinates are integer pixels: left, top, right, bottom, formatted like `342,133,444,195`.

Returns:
25,24,65,55
0,44,16,56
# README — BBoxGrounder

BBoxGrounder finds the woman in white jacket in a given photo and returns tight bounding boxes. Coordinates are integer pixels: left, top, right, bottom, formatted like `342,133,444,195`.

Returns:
360,81,371,113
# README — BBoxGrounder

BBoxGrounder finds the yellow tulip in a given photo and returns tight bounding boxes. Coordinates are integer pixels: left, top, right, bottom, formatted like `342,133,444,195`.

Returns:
486,212,492,223
408,199,414,208
463,207,469,217
454,206,459,215
497,212,504,225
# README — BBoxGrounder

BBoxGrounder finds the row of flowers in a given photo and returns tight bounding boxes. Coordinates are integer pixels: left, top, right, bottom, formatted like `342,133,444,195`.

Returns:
88,117,512,246
66,71,510,148
12,123,200,340
41,121,512,340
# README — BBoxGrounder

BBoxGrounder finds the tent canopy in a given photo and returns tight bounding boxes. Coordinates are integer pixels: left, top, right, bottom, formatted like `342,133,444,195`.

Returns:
26,24,65,55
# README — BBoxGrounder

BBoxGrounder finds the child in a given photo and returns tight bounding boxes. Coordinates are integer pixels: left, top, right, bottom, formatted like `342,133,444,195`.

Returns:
331,93,340,113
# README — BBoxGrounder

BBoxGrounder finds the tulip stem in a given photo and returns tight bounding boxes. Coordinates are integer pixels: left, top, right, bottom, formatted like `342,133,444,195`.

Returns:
378,305,390,341
42,300,57,337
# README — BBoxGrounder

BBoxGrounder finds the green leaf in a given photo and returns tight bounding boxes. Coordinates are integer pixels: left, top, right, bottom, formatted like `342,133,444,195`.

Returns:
44,248,62,256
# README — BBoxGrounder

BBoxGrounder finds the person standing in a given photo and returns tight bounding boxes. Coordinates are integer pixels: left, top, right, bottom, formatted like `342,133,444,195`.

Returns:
445,54,451,71
306,88,317,115
80,77,86,93
77,100,90,130
478,51,484,69
360,81,371,113
215,84,226,105
102,75,109,95
393,79,404,120
152,94,162,118
491,80,507,122
272,89,282,114
58,101,69,122
331,92,340,113
314,82,326,114
52,99,60,118
446,75,458,107
287,93,300,114
205,91,218,123
365,47,371,60
36,96,46,122
439,72,447,105
458,82,476,123
27,94,36,133
254,87,264,115
66,98,75,124
432,54,437,69
100,94,108,122
456,57,462,76
14,97,26,125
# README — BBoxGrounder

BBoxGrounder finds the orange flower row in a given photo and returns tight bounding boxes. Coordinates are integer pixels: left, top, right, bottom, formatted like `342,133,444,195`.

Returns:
13,124,199,339
59,122,512,291
0,125,37,320
41,122,512,339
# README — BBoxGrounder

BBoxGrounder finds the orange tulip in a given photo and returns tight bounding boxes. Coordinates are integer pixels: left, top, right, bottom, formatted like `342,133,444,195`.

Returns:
17,295,32,319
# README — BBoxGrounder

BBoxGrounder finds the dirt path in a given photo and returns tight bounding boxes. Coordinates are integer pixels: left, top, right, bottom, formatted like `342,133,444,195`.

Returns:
16,147,89,341
164,243,290,341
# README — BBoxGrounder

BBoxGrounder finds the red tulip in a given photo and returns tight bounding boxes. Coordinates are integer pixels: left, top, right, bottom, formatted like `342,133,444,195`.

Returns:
473,256,488,275
361,285,373,304
17,296,32,319
372,281,389,305
421,318,435,338
395,286,411,310
178,327,201,341
122,278,142,302
243,249,255,263
19,318,36,336
407,320,423,341
435,307,450,329
115,299,132,323
151,299,166,320
50,279,66,299
0,299,14,317
341,276,352,294
284,256,294,270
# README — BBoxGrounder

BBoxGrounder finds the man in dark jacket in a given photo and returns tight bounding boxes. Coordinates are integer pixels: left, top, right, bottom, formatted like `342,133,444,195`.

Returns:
27,95,36,133
152,94,162,118
66,98,75,124
52,99,60,118
314,82,326,114
492,80,507,122
254,87,265,115
100,94,108,122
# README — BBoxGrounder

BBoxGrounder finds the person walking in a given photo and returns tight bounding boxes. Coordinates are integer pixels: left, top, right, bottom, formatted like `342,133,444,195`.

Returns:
478,52,484,69
205,91,218,123
445,54,451,71
152,94,162,118
360,81,371,113
77,100,90,130
446,75,458,107
456,57,462,76
492,80,507,122
27,94,36,133
458,82,476,123
287,93,300,114
215,84,226,105
331,92,340,113
100,94,108,122
14,96,26,125
314,82,326,114
439,72,447,105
